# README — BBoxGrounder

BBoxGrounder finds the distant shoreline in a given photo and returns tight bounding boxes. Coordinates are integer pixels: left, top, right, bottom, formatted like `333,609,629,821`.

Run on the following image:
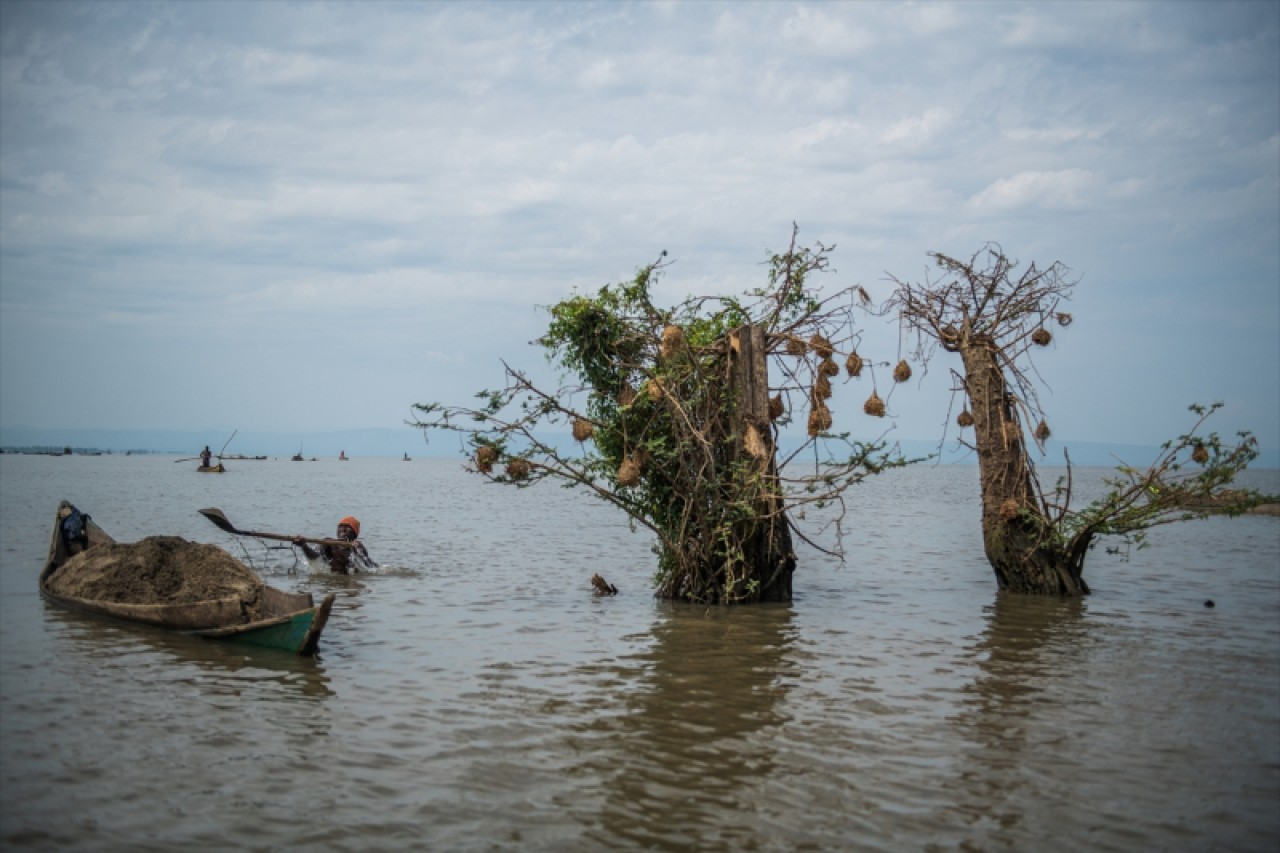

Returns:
1,427,1277,468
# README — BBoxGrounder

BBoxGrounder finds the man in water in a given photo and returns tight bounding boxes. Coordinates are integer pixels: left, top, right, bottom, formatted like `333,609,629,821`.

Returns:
293,516,376,574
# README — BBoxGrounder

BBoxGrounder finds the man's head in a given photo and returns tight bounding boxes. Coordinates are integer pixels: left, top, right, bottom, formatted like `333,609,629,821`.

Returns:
337,516,361,540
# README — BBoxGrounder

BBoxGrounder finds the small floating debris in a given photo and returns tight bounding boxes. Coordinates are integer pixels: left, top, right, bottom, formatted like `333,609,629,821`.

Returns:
591,573,618,596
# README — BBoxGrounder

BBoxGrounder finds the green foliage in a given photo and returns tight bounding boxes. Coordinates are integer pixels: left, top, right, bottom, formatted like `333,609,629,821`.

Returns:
1053,403,1264,557
411,230,913,603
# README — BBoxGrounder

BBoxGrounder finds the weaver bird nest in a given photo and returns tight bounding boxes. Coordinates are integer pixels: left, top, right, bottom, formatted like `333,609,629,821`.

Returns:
506,458,531,480
619,384,637,407
999,499,1021,521
807,403,833,437
1031,328,1053,347
475,446,498,473
845,352,864,377
957,409,975,428
572,418,595,443
1192,444,1210,465
1034,420,1051,442
813,374,832,401
768,394,784,421
785,336,808,357
618,455,642,487
659,325,685,361
864,391,886,418
808,334,834,359
893,360,912,383
819,357,840,378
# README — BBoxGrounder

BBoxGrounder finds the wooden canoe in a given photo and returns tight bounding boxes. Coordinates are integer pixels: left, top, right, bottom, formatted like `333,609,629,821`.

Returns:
197,463,225,473
40,501,335,656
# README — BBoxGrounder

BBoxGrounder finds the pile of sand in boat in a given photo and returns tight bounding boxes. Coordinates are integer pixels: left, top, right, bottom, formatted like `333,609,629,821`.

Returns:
46,536,263,608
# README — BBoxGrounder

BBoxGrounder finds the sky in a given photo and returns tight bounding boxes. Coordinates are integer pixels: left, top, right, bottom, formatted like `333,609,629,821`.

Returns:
2,0,1277,455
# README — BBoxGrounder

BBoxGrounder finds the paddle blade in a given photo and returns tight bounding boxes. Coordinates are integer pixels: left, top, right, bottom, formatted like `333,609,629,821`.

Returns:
197,507,238,534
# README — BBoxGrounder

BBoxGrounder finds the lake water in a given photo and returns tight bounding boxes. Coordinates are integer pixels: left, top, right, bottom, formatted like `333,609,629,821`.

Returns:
1,452,1277,851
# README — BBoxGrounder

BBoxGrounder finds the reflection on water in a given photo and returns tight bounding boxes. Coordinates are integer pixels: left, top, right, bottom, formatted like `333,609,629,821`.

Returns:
949,594,1088,846
43,605,336,703
1,455,1276,850
577,603,797,851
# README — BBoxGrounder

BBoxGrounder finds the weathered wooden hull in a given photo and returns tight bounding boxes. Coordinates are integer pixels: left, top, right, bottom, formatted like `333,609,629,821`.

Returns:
40,501,335,656
197,464,225,473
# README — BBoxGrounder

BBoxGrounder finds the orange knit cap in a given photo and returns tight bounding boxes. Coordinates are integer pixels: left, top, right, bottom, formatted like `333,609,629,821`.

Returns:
338,516,360,537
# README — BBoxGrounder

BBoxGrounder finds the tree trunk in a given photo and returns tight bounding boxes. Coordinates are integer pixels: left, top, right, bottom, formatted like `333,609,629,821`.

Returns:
960,338,1089,596
726,325,795,602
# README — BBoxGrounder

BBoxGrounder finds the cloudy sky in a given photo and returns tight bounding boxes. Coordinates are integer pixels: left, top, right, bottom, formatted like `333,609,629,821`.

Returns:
2,0,1277,453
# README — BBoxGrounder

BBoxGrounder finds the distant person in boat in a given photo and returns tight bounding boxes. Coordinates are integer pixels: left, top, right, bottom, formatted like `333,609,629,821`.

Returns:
292,516,376,574
200,446,212,467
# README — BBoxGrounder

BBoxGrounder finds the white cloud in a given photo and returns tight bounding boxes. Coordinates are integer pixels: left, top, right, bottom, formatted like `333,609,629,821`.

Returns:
780,5,875,55
880,107,952,148
0,0,1275,446
969,169,1102,211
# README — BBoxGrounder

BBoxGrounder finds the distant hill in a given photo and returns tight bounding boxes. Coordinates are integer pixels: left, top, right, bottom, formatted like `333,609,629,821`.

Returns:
1,426,1275,468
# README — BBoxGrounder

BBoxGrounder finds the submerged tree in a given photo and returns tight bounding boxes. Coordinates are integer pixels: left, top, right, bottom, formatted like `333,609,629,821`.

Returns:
412,229,913,603
889,245,1263,596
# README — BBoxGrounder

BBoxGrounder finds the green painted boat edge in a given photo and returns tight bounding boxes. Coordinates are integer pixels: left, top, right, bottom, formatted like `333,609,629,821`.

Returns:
195,593,336,654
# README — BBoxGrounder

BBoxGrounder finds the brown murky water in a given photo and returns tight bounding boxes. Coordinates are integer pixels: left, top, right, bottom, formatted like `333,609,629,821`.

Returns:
2,454,1277,851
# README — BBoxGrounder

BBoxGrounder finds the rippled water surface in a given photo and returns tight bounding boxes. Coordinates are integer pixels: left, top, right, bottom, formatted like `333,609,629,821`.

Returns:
2,453,1277,851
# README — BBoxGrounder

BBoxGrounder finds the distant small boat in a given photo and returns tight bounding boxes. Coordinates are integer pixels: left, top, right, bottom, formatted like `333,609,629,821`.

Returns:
291,453,304,462
197,464,225,473
339,450,348,461
40,501,335,656
403,453,411,462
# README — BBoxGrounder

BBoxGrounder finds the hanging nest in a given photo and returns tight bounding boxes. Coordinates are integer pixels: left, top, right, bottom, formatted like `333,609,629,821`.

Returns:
645,376,665,402
617,454,642,487
1031,328,1053,347
572,418,595,443
819,357,840,378
863,391,886,418
808,334,834,359
786,336,808,357
892,359,912,383
1056,312,1073,327
768,394,784,421
807,404,833,437
957,409,975,428
1192,444,1210,465
1034,420,1051,442
813,373,832,401
845,352,864,378
475,446,497,474
619,383,637,407
506,457,531,480
999,499,1021,521
659,324,685,361
940,324,961,350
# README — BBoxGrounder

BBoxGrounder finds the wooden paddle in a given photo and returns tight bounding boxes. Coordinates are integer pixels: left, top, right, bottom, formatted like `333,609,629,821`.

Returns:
197,508,356,548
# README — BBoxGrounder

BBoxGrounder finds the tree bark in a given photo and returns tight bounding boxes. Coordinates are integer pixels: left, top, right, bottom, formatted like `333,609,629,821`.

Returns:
727,325,795,602
961,338,1089,596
